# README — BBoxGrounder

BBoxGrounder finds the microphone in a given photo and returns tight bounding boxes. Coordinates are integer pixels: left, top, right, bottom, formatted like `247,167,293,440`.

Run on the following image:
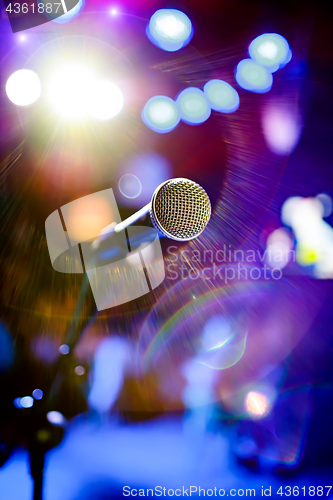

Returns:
92,178,211,249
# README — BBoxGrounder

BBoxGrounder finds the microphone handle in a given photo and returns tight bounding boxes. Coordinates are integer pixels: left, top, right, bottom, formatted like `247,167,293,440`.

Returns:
91,202,151,250
114,202,151,233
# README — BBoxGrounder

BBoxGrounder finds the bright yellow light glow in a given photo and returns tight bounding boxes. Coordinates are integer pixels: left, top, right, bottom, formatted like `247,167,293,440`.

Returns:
65,194,116,243
48,65,94,118
88,80,123,120
6,69,41,106
245,391,270,418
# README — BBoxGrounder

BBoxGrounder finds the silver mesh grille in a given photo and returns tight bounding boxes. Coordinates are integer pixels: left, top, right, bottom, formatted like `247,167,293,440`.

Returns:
150,178,211,241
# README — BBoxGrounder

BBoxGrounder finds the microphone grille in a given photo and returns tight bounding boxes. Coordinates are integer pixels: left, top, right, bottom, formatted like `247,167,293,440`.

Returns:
150,178,211,241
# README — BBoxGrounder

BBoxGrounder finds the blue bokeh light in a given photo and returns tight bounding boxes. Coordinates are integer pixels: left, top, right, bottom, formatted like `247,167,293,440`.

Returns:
203,80,240,113
235,59,273,93
14,396,34,409
142,96,180,134
249,33,291,72
176,88,211,125
147,9,193,52
32,389,43,400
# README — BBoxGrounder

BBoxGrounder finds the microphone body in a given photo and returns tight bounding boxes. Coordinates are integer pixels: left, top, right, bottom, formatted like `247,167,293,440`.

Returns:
92,178,211,250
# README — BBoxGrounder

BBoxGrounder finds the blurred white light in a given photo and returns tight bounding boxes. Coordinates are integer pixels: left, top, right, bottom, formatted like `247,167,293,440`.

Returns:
281,195,333,276
59,344,70,355
281,196,303,227
48,65,94,118
266,228,294,269
88,81,123,120
202,315,233,351
245,391,270,418
118,174,142,199
235,59,273,93
74,365,85,376
88,337,131,413
316,193,332,218
204,80,240,113
261,103,302,155
20,396,34,408
147,9,193,52
32,389,43,400
249,33,291,72
47,411,66,426
176,88,211,125
6,69,41,106
19,34,26,42
110,7,118,15
142,96,180,133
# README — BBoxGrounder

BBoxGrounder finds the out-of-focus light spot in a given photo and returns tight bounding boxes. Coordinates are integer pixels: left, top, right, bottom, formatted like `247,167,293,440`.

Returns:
119,153,171,207
182,359,218,407
51,0,84,24
202,315,233,351
32,389,43,400
64,193,116,243
281,196,333,278
47,411,66,426
176,88,211,125
235,438,257,458
36,430,51,443
32,336,59,365
147,9,193,52
0,322,14,372
266,228,294,269
199,317,247,370
6,69,41,106
48,65,94,118
281,196,304,227
203,80,239,113
118,174,142,199
14,398,22,409
20,396,34,409
74,365,85,376
284,197,323,231
19,34,26,42
261,103,302,155
142,96,180,133
245,391,270,418
316,193,332,218
88,81,123,120
110,7,118,15
249,33,291,72
88,337,131,413
235,59,273,93
59,344,70,355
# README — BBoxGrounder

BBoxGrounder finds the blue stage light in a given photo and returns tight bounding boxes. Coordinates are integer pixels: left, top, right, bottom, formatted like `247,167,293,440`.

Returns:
147,9,193,52
176,88,211,125
235,59,273,93
142,96,180,133
249,33,291,72
203,80,240,113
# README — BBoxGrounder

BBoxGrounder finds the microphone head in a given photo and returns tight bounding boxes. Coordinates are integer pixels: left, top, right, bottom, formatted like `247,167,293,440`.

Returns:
150,178,211,241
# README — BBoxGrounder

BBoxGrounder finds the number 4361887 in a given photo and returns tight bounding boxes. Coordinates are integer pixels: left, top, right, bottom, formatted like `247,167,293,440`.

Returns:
277,486,332,496
6,3,63,14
